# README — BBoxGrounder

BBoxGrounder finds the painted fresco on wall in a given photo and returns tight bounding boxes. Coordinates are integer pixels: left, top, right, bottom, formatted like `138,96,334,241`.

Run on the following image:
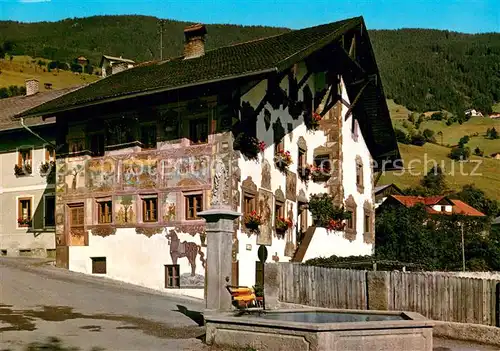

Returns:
257,188,273,246
115,195,136,224
61,161,86,192
162,192,177,222
286,170,297,201
122,157,157,189
161,156,210,187
87,158,115,191
166,230,206,287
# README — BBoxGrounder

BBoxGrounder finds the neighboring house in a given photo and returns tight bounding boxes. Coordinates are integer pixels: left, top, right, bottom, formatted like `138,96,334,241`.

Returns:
379,195,485,217
465,109,483,118
19,17,401,299
76,56,89,66
491,152,500,160
374,183,404,208
99,55,135,78
0,79,81,257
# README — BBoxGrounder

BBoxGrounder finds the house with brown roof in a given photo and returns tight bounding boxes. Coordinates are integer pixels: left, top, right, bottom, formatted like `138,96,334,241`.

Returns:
0,79,81,257
379,195,485,217
18,17,401,298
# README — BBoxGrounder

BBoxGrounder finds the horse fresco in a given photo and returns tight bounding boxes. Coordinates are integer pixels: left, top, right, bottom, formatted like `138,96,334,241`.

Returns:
166,230,206,276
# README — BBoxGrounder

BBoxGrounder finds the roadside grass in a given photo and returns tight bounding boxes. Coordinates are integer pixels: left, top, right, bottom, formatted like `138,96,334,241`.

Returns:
0,55,99,91
379,143,500,200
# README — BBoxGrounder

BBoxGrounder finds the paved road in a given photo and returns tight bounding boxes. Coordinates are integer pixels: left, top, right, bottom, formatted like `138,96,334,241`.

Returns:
0,258,213,351
0,258,497,351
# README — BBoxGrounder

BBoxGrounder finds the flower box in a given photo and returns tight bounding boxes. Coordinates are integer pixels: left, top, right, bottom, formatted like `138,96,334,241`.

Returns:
234,134,264,160
310,165,331,182
308,112,322,130
17,218,32,227
39,161,55,177
244,210,262,231
275,149,292,172
14,163,32,176
275,217,293,237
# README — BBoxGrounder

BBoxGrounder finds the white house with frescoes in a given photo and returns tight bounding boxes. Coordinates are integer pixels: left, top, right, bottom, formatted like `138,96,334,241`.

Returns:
18,17,401,299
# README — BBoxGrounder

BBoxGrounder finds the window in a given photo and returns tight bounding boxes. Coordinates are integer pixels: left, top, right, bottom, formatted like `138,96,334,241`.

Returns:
141,124,157,149
17,148,32,174
356,156,364,193
69,203,85,229
189,117,208,144
165,264,180,288
347,210,354,229
352,119,360,142
45,146,55,162
89,134,105,156
243,195,256,215
97,200,112,224
44,195,55,227
142,196,158,222
314,154,330,169
91,257,107,274
107,119,136,145
364,214,370,233
185,194,203,220
298,148,306,168
18,197,32,227
275,200,284,220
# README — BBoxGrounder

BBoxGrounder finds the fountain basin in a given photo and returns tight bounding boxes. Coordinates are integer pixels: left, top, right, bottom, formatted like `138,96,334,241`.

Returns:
205,308,434,351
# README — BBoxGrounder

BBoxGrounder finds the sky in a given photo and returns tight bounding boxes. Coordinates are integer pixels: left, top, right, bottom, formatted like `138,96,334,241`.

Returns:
0,0,498,33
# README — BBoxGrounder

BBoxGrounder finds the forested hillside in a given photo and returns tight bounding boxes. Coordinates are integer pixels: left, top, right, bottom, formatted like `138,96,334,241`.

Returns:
0,15,499,114
0,15,289,64
370,29,500,115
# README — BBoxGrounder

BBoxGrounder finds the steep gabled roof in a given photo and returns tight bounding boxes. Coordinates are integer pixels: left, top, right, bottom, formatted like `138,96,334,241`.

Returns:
388,195,485,217
17,16,401,168
449,199,486,217
20,17,362,117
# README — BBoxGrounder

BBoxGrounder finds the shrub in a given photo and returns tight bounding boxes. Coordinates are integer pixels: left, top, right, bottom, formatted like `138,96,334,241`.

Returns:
309,193,350,227
394,128,410,144
449,147,470,161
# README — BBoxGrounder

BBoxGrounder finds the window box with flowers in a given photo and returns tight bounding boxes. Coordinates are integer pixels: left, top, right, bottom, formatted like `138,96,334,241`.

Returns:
307,112,322,131
244,210,263,232
310,164,331,182
14,164,32,176
233,133,265,160
275,149,292,172
39,161,55,177
309,193,350,232
275,216,293,237
17,218,32,227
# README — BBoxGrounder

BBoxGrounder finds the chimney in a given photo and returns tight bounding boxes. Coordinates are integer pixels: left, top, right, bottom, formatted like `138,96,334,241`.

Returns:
183,24,207,60
25,78,39,96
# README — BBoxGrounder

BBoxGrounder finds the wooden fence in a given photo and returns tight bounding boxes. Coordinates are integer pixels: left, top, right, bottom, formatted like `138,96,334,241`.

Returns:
278,263,368,310
276,263,500,326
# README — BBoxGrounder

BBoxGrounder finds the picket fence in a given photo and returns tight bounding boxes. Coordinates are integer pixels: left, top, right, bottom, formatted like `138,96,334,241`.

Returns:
277,263,500,326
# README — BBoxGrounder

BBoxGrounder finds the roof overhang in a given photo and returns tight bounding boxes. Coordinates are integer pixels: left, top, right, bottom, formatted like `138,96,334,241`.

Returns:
18,67,278,119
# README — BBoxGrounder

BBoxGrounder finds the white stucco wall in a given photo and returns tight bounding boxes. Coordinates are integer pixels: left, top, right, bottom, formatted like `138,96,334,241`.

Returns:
0,146,56,254
338,78,375,256
69,227,206,300
235,65,375,284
